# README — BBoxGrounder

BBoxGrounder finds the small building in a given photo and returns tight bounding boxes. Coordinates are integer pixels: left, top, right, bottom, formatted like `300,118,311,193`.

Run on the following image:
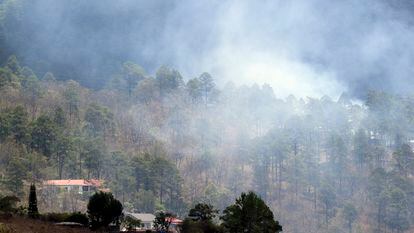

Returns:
124,212,155,230
43,179,103,194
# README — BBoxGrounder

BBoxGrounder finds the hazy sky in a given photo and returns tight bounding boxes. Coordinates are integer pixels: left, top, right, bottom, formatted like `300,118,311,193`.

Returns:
13,0,414,98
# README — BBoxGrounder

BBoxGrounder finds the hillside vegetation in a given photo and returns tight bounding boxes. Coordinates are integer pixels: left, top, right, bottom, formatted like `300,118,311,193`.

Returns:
1,55,414,232
1,1,414,233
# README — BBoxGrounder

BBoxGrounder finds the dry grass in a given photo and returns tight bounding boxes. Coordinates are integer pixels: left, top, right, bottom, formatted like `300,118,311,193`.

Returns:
0,216,93,233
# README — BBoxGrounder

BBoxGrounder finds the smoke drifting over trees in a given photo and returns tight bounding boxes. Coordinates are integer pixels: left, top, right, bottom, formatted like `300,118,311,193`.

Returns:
2,1,414,233
2,0,414,96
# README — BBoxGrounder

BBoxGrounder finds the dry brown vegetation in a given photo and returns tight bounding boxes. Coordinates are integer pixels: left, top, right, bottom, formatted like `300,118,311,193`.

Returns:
0,216,93,233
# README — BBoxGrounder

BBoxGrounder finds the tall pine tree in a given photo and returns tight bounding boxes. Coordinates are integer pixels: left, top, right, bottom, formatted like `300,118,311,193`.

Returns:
28,184,39,218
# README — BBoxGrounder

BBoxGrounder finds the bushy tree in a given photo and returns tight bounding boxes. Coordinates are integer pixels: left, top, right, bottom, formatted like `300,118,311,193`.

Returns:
188,203,218,221
0,195,20,213
87,191,123,230
154,211,174,233
122,215,142,231
182,203,221,233
221,191,282,233
30,115,57,157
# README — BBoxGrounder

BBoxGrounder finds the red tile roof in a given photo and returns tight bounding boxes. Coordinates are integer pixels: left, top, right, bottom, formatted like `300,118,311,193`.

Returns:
43,179,103,187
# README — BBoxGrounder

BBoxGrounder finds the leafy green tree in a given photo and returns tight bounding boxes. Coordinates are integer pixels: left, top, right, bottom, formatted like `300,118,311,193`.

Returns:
5,55,21,74
134,77,159,104
53,106,67,127
121,61,145,97
82,138,106,179
30,115,57,157
186,78,202,103
9,106,29,144
221,191,282,233
122,215,142,231
4,156,26,197
155,66,183,95
188,203,218,221
133,189,156,213
42,72,56,83
87,191,123,230
28,184,39,218
84,103,114,138
55,134,74,179
63,80,81,124
0,111,11,142
154,211,174,233
0,195,20,213
182,218,221,233
182,203,221,233
199,72,215,105
0,67,19,89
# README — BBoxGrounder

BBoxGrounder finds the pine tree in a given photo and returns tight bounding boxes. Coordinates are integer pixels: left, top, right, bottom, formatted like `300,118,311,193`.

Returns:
28,184,39,218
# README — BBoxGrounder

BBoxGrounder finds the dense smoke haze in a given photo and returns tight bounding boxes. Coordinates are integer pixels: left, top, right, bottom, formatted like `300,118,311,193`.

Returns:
2,0,414,97
3,1,414,233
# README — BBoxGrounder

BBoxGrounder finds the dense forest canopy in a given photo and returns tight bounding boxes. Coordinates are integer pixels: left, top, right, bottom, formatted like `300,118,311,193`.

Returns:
1,1,414,233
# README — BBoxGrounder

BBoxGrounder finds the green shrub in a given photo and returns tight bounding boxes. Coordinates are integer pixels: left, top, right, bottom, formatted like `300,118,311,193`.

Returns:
40,212,89,225
0,196,20,213
39,212,70,222
66,212,89,226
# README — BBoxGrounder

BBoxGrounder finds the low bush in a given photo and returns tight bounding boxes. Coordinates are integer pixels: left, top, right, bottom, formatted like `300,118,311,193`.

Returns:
40,212,89,226
66,212,89,226
40,212,70,222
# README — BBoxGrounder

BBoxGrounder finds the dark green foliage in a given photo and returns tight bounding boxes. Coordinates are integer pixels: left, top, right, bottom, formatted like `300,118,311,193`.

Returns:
9,106,29,144
0,195,20,213
132,153,184,211
154,211,174,232
0,67,19,88
5,55,20,74
221,191,282,233
82,138,106,179
84,103,114,137
121,61,145,97
133,189,156,214
156,66,183,94
53,106,67,127
188,203,218,221
183,203,221,233
39,212,70,222
30,115,57,157
122,215,142,231
65,212,89,226
4,156,26,197
87,191,123,230
28,184,39,218
186,78,202,103
182,218,222,233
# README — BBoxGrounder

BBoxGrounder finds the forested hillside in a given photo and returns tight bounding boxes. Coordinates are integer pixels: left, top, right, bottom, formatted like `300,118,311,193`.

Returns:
1,1,414,233
2,54,414,232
